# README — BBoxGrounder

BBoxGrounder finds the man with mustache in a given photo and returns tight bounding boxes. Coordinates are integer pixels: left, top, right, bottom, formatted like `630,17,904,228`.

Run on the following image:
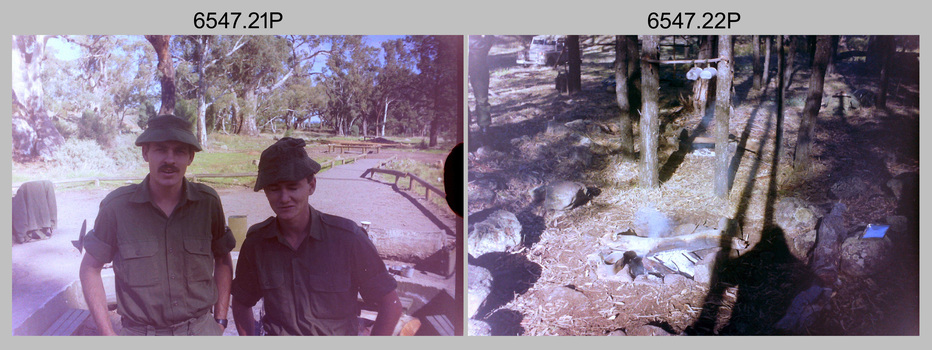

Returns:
79,115,236,335
230,137,402,336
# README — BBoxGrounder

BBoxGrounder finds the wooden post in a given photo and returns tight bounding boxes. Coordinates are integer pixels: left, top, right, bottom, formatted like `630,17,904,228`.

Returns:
639,35,661,188
713,35,734,198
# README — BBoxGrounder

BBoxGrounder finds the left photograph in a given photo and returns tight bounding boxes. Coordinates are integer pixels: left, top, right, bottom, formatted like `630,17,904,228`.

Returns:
11,35,464,336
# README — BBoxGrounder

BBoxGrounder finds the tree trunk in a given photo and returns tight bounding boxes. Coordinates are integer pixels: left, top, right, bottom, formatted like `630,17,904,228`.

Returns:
639,36,660,188
567,35,582,94
145,35,176,116
429,116,440,147
826,35,839,76
877,36,895,109
752,35,762,90
240,86,260,136
713,35,734,198
691,36,712,118
195,35,209,148
12,35,65,160
783,36,798,95
614,35,635,156
793,36,831,173
762,36,772,89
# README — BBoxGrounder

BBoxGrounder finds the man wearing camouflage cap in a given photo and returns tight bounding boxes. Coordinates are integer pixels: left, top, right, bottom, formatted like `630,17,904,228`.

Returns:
231,137,402,336
79,115,236,335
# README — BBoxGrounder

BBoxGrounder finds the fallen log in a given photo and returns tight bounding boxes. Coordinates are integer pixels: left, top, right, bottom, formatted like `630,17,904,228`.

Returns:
600,229,748,256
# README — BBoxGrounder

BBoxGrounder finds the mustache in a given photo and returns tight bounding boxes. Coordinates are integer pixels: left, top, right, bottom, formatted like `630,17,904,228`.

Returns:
158,165,180,173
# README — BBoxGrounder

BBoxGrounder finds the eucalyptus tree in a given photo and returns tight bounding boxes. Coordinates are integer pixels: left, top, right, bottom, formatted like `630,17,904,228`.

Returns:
319,36,380,136
12,35,64,160
377,37,418,137
407,35,463,146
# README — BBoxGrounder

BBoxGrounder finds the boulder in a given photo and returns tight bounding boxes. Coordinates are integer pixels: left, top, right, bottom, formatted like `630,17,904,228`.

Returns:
773,197,821,260
468,319,492,336
467,264,493,319
840,236,893,277
633,206,674,238
468,210,522,257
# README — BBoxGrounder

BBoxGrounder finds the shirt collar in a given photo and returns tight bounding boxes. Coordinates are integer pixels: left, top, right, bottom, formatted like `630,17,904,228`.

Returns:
129,175,202,204
266,205,325,244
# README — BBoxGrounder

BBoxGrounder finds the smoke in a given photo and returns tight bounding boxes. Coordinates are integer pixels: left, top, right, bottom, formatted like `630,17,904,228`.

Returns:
633,206,673,238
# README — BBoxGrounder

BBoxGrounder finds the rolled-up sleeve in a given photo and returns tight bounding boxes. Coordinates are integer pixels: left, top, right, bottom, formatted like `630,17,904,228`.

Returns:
211,201,236,257
84,204,116,264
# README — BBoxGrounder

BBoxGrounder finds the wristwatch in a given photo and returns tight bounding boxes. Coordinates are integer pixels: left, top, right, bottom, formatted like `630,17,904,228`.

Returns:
216,318,229,328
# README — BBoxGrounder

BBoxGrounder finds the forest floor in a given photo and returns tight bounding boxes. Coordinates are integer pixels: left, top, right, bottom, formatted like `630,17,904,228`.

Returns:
466,37,919,335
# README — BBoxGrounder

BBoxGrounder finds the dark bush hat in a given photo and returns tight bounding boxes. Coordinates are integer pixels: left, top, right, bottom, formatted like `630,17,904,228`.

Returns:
134,115,202,152
254,137,322,191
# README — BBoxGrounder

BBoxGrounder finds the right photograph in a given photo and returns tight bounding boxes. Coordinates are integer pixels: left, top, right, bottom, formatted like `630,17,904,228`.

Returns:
466,35,919,336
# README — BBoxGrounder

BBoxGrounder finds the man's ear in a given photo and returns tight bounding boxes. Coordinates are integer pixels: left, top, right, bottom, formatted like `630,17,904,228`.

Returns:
307,175,317,196
141,144,149,162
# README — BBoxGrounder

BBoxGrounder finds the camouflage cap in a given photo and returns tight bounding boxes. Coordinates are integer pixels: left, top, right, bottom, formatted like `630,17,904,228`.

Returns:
134,115,202,152
254,137,322,191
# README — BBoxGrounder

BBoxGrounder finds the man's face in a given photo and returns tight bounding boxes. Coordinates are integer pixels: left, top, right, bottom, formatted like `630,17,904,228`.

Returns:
142,141,195,190
264,176,316,221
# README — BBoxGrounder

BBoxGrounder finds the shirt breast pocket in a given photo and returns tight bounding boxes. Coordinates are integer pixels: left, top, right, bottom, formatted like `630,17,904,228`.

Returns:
305,273,356,320
117,241,161,287
183,238,214,282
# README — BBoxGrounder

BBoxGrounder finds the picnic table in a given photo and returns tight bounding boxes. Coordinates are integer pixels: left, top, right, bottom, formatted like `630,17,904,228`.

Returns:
327,141,383,154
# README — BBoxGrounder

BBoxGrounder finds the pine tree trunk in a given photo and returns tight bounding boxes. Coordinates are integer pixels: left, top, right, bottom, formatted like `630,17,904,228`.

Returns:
762,36,772,89
615,35,635,156
639,36,660,188
567,35,582,94
713,35,734,198
752,35,762,90
793,36,831,173
877,36,895,109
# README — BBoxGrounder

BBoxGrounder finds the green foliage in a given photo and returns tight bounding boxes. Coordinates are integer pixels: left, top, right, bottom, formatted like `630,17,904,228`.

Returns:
42,136,143,179
77,109,115,148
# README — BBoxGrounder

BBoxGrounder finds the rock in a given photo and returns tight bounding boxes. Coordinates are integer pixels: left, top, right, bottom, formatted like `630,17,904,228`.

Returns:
672,223,700,237
811,203,847,285
693,264,712,284
468,210,522,257
840,236,893,277
533,181,594,213
627,324,671,336
887,172,919,218
774,284,833,333
773,197,821,260
467,264,492,319
468,319,492,336
606,329,627,336
545,120,571,136
633,207,673,238
830,176,869,200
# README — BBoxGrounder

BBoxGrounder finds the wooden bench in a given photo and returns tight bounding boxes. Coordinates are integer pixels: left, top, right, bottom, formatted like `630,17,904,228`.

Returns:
327,143,382,154
42,308,91,336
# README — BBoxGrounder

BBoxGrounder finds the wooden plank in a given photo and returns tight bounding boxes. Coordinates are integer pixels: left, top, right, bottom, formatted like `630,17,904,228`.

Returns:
42,308,90,336
425,314,454,336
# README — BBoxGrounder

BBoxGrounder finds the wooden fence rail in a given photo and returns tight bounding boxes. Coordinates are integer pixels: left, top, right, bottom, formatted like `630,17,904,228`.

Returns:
361,163,446,201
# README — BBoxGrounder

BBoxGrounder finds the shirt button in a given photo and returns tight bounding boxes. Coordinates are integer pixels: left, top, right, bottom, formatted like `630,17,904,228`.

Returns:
169,248,174,253
173,301,179,306
170,274,176,279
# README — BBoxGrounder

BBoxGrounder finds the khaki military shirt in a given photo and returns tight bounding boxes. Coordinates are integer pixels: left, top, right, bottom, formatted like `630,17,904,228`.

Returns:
84,176,235,328
231,206,397,336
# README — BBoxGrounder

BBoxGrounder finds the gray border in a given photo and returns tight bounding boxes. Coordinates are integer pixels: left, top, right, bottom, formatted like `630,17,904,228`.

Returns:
5,0,929,343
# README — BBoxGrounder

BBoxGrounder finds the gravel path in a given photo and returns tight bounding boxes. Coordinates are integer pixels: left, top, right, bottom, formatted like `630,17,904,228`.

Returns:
11,157,458,334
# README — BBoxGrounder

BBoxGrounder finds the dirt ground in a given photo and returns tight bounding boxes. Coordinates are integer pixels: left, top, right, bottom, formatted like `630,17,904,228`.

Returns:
466,36,919,335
